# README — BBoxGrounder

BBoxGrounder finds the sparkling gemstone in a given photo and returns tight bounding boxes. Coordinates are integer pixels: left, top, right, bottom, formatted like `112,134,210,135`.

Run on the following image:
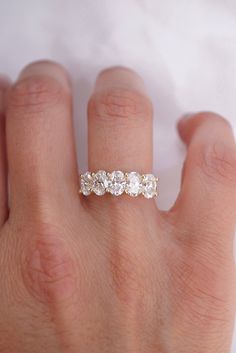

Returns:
80,172,93,196
107,171,126,196
142,174,158,199
92,170,109,196
125,172,142,197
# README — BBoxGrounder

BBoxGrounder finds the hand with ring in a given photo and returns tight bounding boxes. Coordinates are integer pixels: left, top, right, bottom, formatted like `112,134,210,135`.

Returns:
0,61,235,353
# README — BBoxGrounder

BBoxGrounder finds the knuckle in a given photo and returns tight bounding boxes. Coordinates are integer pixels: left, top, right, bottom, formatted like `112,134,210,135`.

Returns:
8,76,66,114
108,243,151,305
21,224,77,304
168,251,232,329
197,141,236,185
88,88,152,125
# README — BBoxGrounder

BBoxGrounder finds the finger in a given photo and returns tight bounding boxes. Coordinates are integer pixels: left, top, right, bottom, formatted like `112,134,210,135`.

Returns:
174,112,236,244
0,76,10,225
88,67,153,173
6,61,79,217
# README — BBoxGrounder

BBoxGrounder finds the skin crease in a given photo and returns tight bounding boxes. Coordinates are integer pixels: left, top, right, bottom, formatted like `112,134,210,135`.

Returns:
0,62,235,353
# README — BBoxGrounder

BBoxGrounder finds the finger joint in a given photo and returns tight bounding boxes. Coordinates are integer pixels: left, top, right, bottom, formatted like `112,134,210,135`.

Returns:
8,76,68,115
22,225,77,304
88,88,153,126
197,141,236,185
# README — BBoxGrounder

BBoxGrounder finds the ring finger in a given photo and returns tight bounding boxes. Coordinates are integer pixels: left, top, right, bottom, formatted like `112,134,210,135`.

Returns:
88,67,153,174
87,67,155,202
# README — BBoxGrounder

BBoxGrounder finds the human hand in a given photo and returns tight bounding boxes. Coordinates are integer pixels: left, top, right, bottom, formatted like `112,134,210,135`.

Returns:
0,61,235,353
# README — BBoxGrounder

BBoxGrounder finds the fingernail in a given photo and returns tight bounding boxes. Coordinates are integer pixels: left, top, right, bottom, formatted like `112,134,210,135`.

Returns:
95,66,146,93
18,60,71,91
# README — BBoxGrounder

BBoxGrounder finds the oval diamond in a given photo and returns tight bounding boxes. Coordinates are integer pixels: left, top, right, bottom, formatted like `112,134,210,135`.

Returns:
125,172,142,197
142,174,158,199
92,170,108,196
107,171,126,196
80,172,93,196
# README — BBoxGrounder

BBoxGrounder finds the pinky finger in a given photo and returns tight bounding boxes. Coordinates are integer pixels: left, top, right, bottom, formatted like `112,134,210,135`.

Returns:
174,112,236,246
0,76,10,226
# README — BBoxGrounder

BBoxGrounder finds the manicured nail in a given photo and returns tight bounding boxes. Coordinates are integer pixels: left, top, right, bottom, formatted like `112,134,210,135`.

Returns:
18,60,71,91
95,66,146,93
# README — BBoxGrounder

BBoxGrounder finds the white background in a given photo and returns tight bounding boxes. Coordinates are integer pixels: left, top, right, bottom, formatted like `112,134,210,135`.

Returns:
0,0,236,351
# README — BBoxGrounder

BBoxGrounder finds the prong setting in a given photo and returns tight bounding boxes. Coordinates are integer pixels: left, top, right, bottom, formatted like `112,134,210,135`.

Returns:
79,171,158,198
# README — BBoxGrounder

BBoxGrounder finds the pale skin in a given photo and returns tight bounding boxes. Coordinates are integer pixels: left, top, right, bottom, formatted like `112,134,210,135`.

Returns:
0,61,235,353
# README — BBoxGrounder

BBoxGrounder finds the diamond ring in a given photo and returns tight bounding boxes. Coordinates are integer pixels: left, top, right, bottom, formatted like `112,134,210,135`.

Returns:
79,171,158,199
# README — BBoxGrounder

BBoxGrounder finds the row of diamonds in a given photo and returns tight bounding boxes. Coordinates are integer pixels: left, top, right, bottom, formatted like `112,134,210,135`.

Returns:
80,171,158,198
